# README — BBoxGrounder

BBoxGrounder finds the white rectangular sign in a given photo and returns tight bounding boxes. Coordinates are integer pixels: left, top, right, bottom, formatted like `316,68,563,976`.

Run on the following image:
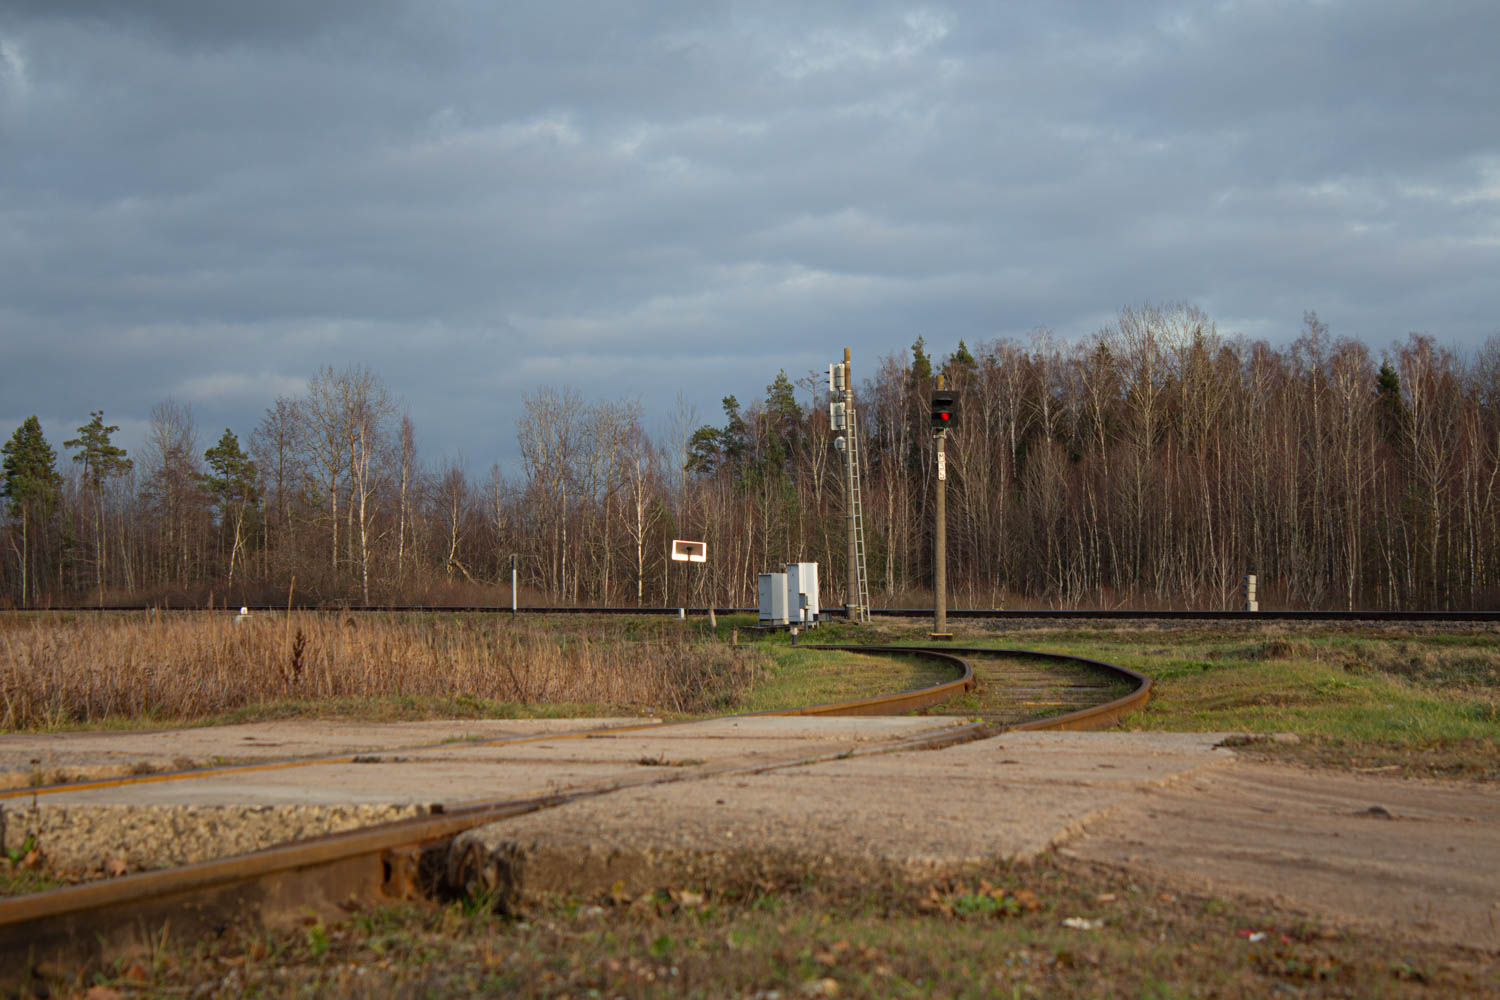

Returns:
671,539,707,563
937,452,946,481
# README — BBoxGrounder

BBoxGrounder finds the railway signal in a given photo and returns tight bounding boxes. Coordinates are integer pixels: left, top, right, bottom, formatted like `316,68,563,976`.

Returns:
930,390,957,429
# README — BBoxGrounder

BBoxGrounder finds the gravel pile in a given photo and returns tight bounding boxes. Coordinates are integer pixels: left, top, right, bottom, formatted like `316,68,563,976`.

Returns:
1,802,429,874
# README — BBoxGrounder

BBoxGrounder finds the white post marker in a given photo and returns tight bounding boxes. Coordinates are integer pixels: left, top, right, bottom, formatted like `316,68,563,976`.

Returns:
671,540,708,624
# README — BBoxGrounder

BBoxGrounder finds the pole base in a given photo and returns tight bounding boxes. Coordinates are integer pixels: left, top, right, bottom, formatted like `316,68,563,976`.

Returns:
929,632,954,641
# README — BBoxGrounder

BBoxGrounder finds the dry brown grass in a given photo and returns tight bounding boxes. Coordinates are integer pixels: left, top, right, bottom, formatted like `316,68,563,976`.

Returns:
0,614,769,729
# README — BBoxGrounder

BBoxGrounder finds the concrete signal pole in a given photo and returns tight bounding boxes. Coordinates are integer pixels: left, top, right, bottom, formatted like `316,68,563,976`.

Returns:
844,348,859,622
933,373,951,639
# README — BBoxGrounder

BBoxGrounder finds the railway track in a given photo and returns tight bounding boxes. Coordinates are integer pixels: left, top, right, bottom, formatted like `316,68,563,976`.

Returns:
11,604,1500,622
948,650,1139,729
0,642,1144,989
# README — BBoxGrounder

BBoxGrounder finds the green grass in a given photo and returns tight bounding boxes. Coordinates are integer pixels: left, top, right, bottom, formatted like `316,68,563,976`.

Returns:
816,622,1500,778
735,647,959,713
0,867,67,897
960,632,1500,746
51,860,1497,998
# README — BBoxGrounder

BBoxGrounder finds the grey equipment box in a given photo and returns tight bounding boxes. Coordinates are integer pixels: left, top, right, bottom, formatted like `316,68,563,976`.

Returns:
785,561,820,625
758,572,789,625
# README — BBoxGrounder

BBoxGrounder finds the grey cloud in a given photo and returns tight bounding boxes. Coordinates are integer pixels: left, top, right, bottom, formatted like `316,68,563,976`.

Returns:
2,1,1496,472
2,0,401,46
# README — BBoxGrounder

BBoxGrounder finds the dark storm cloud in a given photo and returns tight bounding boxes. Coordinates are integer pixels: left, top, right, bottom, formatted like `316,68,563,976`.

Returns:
1,0,400,45
1,1,1496,470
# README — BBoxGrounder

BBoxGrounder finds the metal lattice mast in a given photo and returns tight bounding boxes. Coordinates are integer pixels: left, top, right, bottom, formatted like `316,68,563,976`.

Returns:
831,348,871,623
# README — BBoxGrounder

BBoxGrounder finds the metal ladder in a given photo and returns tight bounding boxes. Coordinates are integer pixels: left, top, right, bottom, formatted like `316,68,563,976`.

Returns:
848,408,872,622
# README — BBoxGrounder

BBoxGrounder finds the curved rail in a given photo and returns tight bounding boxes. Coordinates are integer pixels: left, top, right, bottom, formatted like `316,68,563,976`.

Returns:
764,645,974,717
797,644,1150,732
0,643,1140,988
976,647,1153,731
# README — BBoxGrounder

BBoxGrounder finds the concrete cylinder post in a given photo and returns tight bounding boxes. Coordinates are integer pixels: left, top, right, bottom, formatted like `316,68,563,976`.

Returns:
933,373,949,638
1244,573,1258,613
844,347,859,622
935,431,947,635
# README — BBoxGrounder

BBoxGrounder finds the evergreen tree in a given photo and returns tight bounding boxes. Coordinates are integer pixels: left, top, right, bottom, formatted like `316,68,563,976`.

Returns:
2,416,62,605
66,411,132,490
202,428,261,585
910,337,933,383
950,339,977,377
65,411,132,603
686,396,749,476
763,370,802,469
1375,361,1405,449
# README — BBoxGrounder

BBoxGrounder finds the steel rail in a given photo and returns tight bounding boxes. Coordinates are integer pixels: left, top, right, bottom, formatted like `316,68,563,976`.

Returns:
807,644,1151,732
948,646,1153,732
12,604,1498,622
0,720,991,991
0,644,1139,990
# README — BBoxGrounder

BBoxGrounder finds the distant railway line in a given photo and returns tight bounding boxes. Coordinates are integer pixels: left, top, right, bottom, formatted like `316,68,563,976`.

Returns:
13,603,1500,623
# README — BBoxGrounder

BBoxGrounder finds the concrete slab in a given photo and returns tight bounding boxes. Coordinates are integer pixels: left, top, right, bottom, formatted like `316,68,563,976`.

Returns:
0,716,951,790
655,716,964,741
0,718,659,788
9,718,1493,953
448,732,1237,903
2,716,977,871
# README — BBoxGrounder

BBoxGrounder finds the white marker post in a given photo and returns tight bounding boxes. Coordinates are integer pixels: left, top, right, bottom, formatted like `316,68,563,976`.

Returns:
671,540,709,625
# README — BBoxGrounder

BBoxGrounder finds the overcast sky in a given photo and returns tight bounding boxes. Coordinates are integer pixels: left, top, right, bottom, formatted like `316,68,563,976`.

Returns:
2,1,1497,476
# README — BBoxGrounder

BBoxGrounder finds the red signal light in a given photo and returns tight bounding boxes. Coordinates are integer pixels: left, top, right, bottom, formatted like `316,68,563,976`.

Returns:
930,390,957,428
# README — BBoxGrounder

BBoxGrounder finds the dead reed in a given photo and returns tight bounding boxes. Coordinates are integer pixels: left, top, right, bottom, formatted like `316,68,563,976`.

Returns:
0,614,768,729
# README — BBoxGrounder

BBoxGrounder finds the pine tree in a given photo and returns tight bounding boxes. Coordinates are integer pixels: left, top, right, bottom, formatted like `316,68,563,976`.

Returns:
202,428,260,586
65,411,132,604
950,339,977,377
2,416,62,605
1375,361,1405,449
686,396,749,476
910,337,933,383
763,370,802,469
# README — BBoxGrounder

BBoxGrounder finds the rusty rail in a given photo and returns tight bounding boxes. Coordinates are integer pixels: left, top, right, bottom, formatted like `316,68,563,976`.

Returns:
964,647,1153,731
799,645,1151,730
0,643,1143,992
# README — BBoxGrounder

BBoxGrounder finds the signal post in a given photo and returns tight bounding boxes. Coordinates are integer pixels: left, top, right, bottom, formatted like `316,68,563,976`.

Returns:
931,376,956,639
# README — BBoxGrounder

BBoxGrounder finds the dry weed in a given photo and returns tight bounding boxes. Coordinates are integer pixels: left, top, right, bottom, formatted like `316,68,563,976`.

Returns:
0,615,766,729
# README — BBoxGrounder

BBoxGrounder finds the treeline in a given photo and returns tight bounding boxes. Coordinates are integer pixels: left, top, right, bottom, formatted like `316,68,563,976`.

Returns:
3,305,1499,611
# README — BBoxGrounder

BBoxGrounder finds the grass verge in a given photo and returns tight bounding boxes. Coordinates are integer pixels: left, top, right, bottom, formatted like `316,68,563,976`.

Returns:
733,647,958,714
43,859,1496,998
807,618,1500,780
